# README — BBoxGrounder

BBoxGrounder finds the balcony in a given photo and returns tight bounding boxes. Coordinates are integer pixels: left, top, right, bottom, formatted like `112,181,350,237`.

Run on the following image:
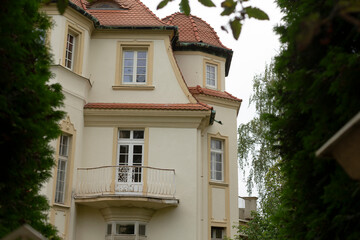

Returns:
74,165,178,209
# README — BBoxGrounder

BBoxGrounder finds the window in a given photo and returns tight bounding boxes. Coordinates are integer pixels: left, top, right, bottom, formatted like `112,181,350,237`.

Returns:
55,135,70,204
65,32,76,70
106,222,146,239
63,23,84,74
211,227,225,240
210,139,224,181
114,42,154,89
206,63,217,88
203,59,221,90
117,130,144,184
122,50,147,84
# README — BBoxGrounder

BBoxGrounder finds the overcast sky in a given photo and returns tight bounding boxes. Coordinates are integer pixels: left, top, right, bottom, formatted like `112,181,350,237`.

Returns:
142,0,283,197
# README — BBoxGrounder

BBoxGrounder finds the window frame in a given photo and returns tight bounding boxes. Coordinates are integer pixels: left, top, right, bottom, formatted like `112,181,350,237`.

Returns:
117,130,145,184
52,116,76,207
211,226,226,240
210,138,224,182
106,221,147,239
208,134,228,184
203,59,221,90
62,22,84,74
54,135,70,204
114,41,154,90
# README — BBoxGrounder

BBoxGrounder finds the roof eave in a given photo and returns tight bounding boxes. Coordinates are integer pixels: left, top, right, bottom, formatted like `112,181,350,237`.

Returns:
174,42,233,76
67,1,100,27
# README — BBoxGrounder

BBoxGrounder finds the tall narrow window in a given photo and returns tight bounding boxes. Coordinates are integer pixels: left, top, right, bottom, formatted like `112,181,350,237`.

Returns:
65,33,76,70
123,50,147,84
206,63,217,88
55,135,70,204
210,139,224,181
118,130,144,184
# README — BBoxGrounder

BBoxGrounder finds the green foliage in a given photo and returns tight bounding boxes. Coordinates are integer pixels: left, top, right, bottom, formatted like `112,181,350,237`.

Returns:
158,0,269,39
0,0,64,238
244,6,269,20
238,63,279,195
267,0,360,239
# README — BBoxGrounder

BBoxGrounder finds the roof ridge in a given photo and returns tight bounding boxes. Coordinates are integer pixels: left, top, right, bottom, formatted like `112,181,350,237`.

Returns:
190,14,229,50
188,15,201,42
162,12,180,25
135,0,170,26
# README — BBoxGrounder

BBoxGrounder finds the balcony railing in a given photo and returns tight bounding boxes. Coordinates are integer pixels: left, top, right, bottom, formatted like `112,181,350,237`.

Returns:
75,165,176,198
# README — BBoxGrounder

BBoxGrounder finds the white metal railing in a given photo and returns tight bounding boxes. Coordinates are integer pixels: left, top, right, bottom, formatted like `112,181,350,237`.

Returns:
76,165,176,198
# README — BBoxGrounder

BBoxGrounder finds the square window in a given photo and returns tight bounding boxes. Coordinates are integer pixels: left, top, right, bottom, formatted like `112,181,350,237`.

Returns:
122,50,148,84
115,42,153,89
211,227,225,240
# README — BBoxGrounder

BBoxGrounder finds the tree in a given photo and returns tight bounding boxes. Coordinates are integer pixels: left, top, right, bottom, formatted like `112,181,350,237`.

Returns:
233,63,282,240
0,0,64,238
267,0,360,238
238,63,279,196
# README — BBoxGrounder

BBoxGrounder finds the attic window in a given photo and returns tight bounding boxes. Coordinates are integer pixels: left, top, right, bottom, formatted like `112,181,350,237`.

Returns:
89,2,122,10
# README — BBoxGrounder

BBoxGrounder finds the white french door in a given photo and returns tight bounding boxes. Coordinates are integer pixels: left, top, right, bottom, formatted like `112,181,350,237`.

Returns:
116,130,144,193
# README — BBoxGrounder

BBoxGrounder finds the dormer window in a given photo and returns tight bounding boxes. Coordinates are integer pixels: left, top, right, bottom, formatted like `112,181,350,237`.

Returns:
88,1,124,10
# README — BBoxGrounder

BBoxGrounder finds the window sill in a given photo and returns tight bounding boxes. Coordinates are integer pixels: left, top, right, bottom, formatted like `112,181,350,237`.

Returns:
112,85,155,90
52,203,71,209
209,181,228,187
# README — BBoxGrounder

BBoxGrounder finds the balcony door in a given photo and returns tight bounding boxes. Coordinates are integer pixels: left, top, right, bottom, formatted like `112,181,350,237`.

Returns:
116,130,144,193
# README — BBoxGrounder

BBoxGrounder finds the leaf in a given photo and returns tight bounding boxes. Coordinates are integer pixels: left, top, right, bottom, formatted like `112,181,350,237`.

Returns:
221,0,237,16
245,6,269,20
230,19,242,39
198,0,215,7
57,0,68,15
179,0,190,15
157,0,171,10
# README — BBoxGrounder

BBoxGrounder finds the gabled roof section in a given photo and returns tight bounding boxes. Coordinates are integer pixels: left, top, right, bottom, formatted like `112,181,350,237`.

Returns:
162,12,229,50
189,85,242,103
69,0,171,27
84,103,212,111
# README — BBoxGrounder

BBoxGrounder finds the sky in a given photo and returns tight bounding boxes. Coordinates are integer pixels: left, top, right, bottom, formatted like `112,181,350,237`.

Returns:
142,0,283,197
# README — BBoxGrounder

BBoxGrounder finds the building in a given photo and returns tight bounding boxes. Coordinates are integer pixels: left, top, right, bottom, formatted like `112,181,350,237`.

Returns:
41,0,242,239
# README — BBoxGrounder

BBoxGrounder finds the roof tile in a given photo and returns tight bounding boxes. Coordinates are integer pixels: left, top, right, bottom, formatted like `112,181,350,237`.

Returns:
189,85,242,102
70,0,169,27
162,12,230,50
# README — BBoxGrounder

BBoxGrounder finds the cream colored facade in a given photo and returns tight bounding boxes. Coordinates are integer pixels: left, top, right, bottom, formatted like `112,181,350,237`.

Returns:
41,1,241,240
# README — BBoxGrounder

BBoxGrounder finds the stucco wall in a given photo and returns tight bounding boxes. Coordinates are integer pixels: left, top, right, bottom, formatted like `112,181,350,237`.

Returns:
174,52,226,91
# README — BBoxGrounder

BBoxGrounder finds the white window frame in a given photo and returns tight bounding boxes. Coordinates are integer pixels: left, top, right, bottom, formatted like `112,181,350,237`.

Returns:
117,130,144,184
122,50,148,84
210,138,224,182
206,63,217,89
106,221,147,240
65,32,76,70
55,135,70,204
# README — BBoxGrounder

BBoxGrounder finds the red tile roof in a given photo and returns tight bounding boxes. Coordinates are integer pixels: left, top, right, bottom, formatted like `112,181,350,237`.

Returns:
162,12,230,50
189,85,242,102
69,0,169,27
84,102,212,110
